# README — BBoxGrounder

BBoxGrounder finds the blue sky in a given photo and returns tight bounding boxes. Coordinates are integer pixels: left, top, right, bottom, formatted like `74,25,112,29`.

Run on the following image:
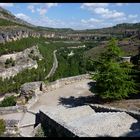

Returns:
0,3,140,29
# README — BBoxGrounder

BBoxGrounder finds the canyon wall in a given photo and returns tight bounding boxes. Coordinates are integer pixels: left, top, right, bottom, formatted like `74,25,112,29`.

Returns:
0,27,55,44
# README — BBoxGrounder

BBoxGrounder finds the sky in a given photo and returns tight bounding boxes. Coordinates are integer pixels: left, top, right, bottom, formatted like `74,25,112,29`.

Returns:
0,3,140,30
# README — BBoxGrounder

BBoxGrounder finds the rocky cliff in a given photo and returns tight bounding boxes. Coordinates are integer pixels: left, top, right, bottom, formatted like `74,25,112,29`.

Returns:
0,45,43,79
0,6,34,27
0,26,56,44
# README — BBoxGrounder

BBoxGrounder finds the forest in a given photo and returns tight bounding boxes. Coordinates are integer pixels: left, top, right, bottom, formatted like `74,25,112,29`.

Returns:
0,37,96,94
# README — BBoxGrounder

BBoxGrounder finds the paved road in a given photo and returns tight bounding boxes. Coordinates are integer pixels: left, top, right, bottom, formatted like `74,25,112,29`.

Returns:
45,50,58,79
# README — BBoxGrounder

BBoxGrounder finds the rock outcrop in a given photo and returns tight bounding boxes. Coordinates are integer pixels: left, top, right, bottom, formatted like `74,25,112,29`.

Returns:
0,45,43,79
0,27,57,44
18,81,44,104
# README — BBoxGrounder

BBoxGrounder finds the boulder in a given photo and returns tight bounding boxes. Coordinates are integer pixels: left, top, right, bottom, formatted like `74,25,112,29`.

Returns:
16,96,26,105
19,81,44,100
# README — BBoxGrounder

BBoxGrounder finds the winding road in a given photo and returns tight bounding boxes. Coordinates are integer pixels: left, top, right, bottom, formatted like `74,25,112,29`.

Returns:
45,50,58,79
45,44,86,79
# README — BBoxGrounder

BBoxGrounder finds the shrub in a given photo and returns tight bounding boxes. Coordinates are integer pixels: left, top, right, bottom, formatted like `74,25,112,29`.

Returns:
0,95,16,107
5,58,11,65
35,126,45,137
0,119,6,136
5,58,15,68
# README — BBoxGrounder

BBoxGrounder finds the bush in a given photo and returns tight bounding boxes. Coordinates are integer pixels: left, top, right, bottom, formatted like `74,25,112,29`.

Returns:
0,96,16,107
5,58,15,68
0,119,6,136
35,126,45,137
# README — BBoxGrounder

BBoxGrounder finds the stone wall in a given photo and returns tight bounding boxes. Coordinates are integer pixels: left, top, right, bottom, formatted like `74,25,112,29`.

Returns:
89,104,140,120
18,74,90,107
44,74,90,92
38,110,76,137
38,103,140,137
0,105,27,115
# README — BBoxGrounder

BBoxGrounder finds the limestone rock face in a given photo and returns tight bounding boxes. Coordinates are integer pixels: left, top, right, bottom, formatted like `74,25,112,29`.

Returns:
0,45,42,79
16,96,27,105
19,81,43,100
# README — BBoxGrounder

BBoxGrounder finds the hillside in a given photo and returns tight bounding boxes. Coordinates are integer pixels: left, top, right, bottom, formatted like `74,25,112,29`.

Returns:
0,7,35,27
85,36,140,60
0,6,140,94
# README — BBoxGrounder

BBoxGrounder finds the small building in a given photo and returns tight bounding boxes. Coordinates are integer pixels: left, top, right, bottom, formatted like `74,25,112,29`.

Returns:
121,56,131,63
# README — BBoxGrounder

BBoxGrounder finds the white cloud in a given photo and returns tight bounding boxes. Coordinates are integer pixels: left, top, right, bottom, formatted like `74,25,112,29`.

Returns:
80,18,115,29
27,5,35,13
94,7,125,19
113,17,127,22
116,3,124,6
45,3,58,8
105,11,125,19
33,16,66,28
27,3,58,16
94,7,109,14
37,8,47,16
81,18,103,24
0,3,14,7
116,3,128,6
16,14,64,28
81,3,109,9
81,3,126,20
15,13,31,21
128,14,138,18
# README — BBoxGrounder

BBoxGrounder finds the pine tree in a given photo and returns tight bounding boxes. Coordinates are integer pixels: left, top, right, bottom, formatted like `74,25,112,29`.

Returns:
92,38,137,100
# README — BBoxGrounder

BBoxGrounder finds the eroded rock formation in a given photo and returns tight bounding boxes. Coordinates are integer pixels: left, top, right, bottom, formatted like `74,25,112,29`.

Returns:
0,45,43,79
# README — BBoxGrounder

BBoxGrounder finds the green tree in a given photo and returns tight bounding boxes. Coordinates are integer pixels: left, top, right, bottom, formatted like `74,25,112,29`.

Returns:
5,57,15,68
92,38,137,100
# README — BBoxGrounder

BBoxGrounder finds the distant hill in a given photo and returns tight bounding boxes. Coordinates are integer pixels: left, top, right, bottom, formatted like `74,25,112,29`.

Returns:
0,6,35,27
36,26,74,33
0,6,140,35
